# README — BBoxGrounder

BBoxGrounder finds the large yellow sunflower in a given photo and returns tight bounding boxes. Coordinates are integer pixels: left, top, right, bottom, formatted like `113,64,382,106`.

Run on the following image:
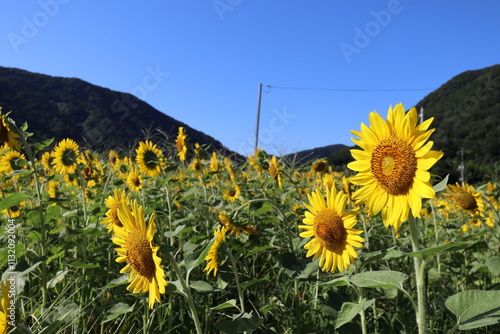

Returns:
444,182,485,216
100,189,130,234
52,138,80,174
0,112,20,150
113,200,167,309
299,186,364,273
135,140,164,177
347,103,443,231
176,127,188,162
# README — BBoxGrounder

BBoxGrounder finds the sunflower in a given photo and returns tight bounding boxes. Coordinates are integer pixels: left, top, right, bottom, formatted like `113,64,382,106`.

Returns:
108,150,119,167
298,186,364,273
210,151,219,172
47,180,61,199
40,151,55,175
347,103,443,231
114,157,133,180
113,200,167,309
444,182,485,216
100,189,130,234
268,155,283,188
2,201,24,218
0,112,20,150
310,160,327,175
135,140,164,177
222,183,241,203
126,168,143,193
0,280,11,334
176,127,188,161
0,149,26,174
212,209,258,237
204,226,227,276
52,138,80,174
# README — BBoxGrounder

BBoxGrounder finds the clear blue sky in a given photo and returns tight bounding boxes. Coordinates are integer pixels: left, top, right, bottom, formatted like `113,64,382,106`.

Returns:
1,1,499,157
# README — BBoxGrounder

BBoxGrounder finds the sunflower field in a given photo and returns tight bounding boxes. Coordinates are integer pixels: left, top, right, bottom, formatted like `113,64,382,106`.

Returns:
0,104,499,334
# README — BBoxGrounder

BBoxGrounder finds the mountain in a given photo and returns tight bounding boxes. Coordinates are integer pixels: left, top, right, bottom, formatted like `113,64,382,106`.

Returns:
415,64,500,183
0,66,239,158
285,65,500,183
281,144,350,166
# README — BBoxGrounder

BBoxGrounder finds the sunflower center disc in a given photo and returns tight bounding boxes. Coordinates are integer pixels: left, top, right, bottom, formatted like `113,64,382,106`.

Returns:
126,230,156,279
110,205,123,227
313,208,346,252
143,150,159,170
371,136,417,196
62,148,77,167
453,192,478,211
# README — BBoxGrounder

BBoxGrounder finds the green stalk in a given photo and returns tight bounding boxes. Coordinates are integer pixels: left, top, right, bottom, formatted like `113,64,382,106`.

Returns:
408,215,427,334
228,250,245,313
12,121,48,308
165,252,203,334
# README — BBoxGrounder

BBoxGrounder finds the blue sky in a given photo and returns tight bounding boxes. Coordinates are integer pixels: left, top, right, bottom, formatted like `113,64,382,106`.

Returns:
1,1,499,157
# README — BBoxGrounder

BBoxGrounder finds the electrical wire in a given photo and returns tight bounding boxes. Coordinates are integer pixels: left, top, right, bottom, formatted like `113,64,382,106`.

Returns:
266,85,434,92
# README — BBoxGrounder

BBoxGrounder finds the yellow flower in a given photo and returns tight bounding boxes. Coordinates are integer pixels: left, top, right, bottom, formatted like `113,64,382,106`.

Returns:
113,200,167,309
0,112,20,150
100,189,130,234
108,150,119,167
299,187,364,273
268,156,283,188
0,149,26,175
210,151,219,172
444,182,485,216
126,168,143,193
0,280,12,334
176,127,188,161
347,103,443,231
204,226,227,276
212,209,258,237
310,160,327,175
135,140,164,177
41,151,55,175
222,183,241,203
114,157,133,180
52,138,80,174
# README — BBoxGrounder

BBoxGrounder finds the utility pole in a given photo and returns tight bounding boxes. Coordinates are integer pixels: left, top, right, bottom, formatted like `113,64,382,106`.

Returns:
457,148,465,183
419,107,424,124
254,82,263,151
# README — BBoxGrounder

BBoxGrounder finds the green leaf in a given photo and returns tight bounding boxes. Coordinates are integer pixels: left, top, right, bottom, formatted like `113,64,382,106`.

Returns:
335,298,375,329
190,280,214,293
48,270,69,288
211,299,238,310
185,242,211,275
350,270,407,290
0,192,27,211
433,173,449,193
445,290,500,330
485,256,500,276
101,302,134,324
241,274,270,291
250,202,273,216
213,312,263,333
406,242,471,261
297,260,320,279
321,276,351,287
71,262,100,269
33,138,54,151
102,275,129,289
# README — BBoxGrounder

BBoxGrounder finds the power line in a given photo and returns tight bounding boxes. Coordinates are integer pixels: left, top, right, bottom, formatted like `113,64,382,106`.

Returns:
266,85,434,92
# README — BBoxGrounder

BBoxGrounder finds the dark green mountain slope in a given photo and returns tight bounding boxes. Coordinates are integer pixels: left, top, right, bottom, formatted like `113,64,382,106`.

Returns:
0,66,238,157
415,64,500,183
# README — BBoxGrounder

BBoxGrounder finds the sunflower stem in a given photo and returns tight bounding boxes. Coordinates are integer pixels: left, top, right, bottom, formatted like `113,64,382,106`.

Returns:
165,251,203,334
408,215,427,334
228,249,245,313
